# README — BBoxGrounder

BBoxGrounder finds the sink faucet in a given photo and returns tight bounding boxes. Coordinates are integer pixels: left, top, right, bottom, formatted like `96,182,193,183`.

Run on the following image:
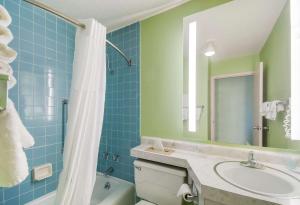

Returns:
103,152,109,160
240,151,264,169
103,166,114,177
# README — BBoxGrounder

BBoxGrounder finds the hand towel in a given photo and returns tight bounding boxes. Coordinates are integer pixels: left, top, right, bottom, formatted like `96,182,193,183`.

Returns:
267,101,278,120
0,43,17,63
0,150,29,187
261,102,270,117
0,26,13,44
0,61,16,89
0,5,12,27
261,101,282,120
11,101,35,148
0,99,35,187
7,99,35,147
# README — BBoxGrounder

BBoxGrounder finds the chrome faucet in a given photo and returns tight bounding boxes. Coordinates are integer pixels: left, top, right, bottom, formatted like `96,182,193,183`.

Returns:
104,166,114,177
112,154,120,162
240,151,264,169
103,152,109,160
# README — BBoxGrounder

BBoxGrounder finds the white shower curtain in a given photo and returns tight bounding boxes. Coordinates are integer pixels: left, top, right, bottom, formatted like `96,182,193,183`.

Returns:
55,19,106,205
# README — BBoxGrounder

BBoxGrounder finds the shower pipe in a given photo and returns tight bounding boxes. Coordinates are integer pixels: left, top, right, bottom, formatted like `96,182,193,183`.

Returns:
23,0,132,66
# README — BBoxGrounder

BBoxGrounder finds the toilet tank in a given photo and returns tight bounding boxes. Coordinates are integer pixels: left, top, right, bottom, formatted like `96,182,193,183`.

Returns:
134,160,186,205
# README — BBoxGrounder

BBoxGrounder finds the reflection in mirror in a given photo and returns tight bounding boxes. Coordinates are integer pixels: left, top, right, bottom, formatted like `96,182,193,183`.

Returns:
290,0,300,141
183,0,299,149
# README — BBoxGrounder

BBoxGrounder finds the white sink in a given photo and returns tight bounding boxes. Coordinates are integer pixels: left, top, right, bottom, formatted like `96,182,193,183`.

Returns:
214,161,300,198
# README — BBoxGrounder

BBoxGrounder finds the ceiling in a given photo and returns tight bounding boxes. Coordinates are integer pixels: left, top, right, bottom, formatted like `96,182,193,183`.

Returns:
37,0,190,31
183,0,287,61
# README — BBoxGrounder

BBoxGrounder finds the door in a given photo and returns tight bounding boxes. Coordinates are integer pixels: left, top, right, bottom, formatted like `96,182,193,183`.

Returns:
213,75,254,145
253,62,264,146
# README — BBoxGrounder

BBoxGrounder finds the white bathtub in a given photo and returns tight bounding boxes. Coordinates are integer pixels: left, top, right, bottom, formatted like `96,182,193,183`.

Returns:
26,173,135,205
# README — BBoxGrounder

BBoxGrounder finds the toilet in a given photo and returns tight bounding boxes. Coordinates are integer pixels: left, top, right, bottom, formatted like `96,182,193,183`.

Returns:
134,160,187,205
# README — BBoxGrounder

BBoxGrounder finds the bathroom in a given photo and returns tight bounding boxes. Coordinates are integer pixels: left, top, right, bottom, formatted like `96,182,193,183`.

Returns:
0,0,299,204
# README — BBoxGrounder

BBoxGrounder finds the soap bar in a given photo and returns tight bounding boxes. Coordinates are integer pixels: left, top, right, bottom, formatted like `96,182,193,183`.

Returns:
32,163,53,181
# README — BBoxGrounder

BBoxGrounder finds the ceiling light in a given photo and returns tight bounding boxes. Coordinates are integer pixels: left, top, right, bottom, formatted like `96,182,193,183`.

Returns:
204,41,216,57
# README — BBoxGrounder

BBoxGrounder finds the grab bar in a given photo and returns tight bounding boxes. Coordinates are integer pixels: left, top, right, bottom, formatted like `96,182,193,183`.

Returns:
61,99,68,154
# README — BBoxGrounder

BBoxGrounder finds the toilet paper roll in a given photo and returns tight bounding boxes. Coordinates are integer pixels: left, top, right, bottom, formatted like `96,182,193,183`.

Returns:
177,183,193,203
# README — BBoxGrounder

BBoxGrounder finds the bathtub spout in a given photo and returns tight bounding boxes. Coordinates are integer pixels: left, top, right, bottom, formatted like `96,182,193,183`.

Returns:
104,166,114,176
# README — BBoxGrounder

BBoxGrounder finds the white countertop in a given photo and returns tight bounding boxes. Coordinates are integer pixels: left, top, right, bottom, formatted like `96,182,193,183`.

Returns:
131,137,300,205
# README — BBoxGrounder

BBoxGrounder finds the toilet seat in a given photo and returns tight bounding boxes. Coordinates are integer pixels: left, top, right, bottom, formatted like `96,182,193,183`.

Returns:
135,200,156,205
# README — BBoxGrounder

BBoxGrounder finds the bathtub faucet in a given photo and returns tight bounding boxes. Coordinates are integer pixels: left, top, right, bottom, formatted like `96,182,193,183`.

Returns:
104,166,114,177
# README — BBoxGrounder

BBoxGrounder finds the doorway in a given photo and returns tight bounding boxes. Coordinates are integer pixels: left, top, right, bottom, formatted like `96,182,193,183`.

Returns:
211,72,255,145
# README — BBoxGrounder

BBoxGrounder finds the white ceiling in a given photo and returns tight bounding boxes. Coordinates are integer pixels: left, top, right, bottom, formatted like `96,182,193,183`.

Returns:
37,0,190,31
183,0,287,61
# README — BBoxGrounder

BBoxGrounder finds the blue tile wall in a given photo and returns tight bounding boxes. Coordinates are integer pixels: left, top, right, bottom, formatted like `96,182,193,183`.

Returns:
98,23,140,182
0,0,75,204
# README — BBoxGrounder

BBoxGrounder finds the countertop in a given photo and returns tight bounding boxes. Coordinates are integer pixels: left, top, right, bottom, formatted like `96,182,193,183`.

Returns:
131,137,300,205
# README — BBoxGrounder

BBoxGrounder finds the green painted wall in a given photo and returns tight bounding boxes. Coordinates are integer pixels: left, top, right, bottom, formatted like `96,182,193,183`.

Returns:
210,54,259,76
140,0,299,151
140,0,231,141
260,1,300,149
208,54,258,145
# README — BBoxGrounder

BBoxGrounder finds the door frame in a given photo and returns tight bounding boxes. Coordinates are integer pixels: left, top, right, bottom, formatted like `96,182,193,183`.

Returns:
210,71,254,142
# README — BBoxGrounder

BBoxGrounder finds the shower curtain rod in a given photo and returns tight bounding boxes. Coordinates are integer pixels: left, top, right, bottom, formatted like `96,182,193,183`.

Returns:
23,0,132,66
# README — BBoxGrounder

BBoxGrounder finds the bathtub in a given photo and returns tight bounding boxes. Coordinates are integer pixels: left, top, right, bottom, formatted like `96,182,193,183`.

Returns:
26,173,135,205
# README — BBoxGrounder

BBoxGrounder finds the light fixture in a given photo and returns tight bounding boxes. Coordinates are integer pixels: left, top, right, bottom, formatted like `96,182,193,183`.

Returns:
188,21,197,132
204,41,216,57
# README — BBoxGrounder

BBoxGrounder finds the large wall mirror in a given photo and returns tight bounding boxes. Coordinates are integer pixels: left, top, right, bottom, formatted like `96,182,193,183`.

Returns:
183,0,300,150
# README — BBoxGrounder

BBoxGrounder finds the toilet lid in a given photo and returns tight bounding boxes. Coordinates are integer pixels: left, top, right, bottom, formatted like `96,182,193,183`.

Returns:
135,200,156,205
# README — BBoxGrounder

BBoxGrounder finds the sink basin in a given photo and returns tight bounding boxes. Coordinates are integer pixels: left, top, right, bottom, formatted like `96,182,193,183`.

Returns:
214,161,300,198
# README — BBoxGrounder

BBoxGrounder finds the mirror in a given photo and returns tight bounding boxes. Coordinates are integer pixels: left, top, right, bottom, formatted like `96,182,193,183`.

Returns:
183,0,300,150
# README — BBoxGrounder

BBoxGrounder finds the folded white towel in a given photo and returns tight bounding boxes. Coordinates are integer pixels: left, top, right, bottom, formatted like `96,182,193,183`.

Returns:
268,101,278,120
0,99,35,187
0,61,16,89
261,101,282,120
0,43,17,63
261,102,275,120
261,102,270,116
0,26,13,44
0,5,12,27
